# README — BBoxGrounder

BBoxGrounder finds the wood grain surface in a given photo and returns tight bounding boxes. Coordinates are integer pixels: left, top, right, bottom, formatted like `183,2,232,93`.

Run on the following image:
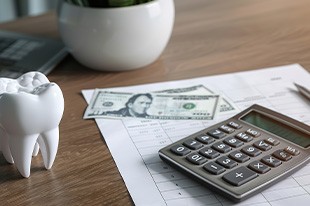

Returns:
0,0,310,205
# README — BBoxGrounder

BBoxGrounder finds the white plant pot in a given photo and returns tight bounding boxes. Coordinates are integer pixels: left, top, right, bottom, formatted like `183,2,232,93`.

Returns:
57,0,175,71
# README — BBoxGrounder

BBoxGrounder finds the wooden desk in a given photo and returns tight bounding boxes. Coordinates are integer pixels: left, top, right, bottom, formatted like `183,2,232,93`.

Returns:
0,0,310,205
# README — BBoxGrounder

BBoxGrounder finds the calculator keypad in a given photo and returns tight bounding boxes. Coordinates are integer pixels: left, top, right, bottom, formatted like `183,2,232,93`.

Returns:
165,120,302,189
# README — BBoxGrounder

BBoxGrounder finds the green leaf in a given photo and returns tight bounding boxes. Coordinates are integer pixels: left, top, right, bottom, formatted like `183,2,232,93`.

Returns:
108,0,137,7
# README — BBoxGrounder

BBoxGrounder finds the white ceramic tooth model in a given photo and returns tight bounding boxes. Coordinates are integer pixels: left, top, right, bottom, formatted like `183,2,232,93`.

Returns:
0,72,64,178
0,72,50,160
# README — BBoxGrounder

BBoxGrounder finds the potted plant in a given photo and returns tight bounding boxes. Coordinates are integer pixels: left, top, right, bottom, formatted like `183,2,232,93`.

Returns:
57,0,175,71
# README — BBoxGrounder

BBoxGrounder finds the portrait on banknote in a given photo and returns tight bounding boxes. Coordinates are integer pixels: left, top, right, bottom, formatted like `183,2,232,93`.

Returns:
104,93,153,118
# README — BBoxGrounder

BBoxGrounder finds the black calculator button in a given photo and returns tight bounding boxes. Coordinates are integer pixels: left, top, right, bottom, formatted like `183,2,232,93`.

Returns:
212,142,232,153
216,156,237,169
227,121,242,129
248,161,270,174
219,125,235,134
284,146,300,156
203,162,225,175
264,137,280,146
199,147,220,159
186,153,207,165
195,135,215,144
207,129,226,139
272,150,292,161
229,151,250,163
253,140,272,151
224,137,244,148
170,145,191,156
245,128,261,137
183,139,203,150
261,155,282,167
235,132,253,142
241,146,262,157
222,166,258,186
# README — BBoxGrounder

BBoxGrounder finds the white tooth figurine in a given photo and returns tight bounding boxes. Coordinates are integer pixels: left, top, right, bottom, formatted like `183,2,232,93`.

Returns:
0,72,64,178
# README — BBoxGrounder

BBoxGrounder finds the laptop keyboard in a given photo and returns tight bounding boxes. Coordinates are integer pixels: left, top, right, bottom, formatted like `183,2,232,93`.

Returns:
0,30,67,78
0,37,42,66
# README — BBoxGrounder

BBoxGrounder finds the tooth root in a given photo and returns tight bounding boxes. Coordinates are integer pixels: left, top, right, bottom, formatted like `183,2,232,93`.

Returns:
32,142,39,156
38,127,59,170
1,138,14,164
0,128,14,164
9,134,38,178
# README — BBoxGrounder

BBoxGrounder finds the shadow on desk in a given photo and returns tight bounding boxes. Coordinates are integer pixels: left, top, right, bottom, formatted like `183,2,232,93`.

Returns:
0,154,47,182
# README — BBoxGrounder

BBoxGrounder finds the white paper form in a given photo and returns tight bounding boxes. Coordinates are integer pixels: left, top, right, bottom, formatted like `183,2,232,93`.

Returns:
82,64,310,206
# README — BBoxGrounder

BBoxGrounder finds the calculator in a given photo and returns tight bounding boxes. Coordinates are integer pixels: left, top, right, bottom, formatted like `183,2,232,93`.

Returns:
158,104,310,202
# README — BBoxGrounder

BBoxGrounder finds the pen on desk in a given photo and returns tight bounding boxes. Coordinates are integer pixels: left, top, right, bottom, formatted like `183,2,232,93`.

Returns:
294,83,310,101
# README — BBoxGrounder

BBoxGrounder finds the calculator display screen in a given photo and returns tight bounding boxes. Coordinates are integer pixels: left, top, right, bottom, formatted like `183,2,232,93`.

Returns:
241,111,310,148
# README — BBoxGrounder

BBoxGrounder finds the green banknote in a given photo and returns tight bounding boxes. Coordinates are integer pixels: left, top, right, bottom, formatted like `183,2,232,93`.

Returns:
84,90,220,120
